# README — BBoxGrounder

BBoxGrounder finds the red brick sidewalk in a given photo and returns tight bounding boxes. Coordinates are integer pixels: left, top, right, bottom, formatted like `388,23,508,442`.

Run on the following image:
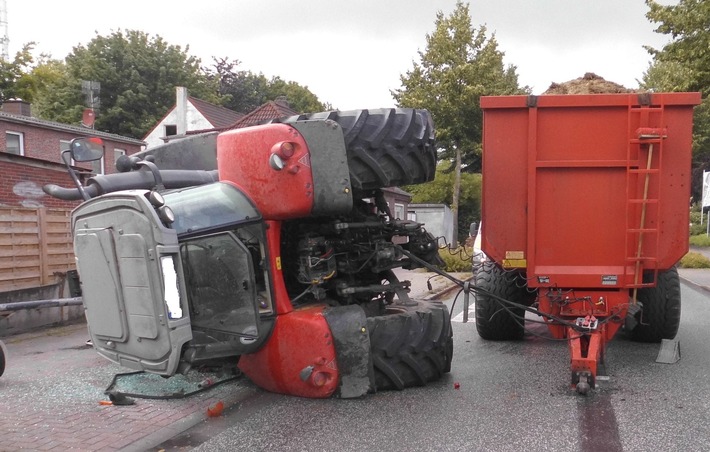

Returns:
0,324,253,451
0,269,465,451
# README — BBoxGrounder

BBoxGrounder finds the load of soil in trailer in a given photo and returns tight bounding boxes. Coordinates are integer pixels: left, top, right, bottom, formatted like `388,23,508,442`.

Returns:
542,72,638,95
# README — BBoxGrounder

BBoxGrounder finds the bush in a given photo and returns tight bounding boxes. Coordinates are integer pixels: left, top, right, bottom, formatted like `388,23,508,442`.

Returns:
438,246,473,272
690,223,707,236
690,210,702,225
689,234,710,247
679,252,710,268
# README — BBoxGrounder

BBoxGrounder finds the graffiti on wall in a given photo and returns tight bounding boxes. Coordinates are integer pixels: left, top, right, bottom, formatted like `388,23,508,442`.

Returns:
12,181,46,208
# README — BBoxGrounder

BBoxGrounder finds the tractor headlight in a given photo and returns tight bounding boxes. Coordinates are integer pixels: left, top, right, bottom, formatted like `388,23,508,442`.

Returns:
160,255,182,319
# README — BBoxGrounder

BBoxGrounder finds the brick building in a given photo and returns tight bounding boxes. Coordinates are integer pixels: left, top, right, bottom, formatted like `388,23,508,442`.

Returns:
0,100,144,209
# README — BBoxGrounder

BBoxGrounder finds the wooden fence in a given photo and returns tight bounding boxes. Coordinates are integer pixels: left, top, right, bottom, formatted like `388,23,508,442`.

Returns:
0,207,75,292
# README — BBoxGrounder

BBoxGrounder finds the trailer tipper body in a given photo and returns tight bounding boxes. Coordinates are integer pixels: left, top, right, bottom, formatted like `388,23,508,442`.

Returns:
476,92,701,392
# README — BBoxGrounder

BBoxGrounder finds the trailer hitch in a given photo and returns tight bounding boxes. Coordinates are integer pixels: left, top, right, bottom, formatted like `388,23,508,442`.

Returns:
568,326,605,395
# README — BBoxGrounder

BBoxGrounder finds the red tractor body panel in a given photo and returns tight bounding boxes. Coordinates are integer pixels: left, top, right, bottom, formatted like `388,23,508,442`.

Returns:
238,304,339,398
218,124,315,220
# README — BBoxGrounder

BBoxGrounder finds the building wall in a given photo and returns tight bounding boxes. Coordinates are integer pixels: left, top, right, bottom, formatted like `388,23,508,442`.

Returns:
0,158,84,209
143,102,213,149
0,123,142,175
408,203,455,247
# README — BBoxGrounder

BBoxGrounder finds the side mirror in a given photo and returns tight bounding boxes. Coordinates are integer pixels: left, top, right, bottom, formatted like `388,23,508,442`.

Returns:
469,222,478,236
70,137,104,162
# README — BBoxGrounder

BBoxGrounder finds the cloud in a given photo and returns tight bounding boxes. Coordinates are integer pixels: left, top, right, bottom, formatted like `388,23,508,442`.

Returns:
9,0,678,109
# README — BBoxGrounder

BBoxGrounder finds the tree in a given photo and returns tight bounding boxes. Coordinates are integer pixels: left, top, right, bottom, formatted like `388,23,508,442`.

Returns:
392,1,528,243
207,57,269,113
25,57,84,124
35,30,219,138
405,163,482,245
643,0,710,200
206,57,326,114
0,43,37,103
264,76,326,113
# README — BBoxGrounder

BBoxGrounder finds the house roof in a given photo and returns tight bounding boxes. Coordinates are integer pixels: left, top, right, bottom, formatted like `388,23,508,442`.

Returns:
141,96,245,141
227,99,298,129
188,97,244,128
0,111,145,145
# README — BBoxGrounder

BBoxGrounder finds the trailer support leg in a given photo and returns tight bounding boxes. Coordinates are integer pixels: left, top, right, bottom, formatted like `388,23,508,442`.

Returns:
568,327,604,395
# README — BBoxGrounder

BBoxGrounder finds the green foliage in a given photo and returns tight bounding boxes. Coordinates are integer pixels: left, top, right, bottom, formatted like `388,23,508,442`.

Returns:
643,0,710,200
393,2,527,242
0,43,37,103
405,162,481,244
690,234,710,246
29,58,85,124
438,246,473,272
206,58,325,114
393,1,528,172
644,0,710,96
265,76,326,113
690,222,706,236
55,30,220,138
679,251,710,268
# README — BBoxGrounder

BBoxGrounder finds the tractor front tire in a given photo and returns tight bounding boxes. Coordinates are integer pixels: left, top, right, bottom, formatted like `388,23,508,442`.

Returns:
630,267,682,343
271,108,436,191
367,300,452,391
475,262,527,340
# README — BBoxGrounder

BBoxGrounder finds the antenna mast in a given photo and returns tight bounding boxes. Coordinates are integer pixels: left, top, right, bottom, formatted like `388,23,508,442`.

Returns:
0,0,8,61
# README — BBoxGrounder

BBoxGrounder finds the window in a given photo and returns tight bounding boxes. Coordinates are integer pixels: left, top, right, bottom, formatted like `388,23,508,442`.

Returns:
114,148,126,165
164,124,177,136
394,203,405,220
6,132,24,156
91,157,105,175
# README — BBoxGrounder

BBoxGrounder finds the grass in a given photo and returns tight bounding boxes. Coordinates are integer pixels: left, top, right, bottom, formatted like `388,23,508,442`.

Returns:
679,251,710,268
689,234,710,247
438,246,473,272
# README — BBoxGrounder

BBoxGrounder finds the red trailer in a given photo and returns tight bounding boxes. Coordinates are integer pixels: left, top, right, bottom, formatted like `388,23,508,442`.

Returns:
476,92,701,393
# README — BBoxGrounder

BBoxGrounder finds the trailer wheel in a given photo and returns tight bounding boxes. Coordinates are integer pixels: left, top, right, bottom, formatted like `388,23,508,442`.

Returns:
630,267,681,343
475,262,527,340
367,300,453,391
271,109,436,191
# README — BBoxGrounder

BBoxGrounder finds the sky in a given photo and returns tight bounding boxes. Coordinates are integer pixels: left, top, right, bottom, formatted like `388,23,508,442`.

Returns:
7,0,678,111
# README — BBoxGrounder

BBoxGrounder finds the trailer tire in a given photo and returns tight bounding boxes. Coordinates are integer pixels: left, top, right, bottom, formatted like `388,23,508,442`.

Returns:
271,109,437,191
367,300,453,391
630,267,681,343
475,262,527,340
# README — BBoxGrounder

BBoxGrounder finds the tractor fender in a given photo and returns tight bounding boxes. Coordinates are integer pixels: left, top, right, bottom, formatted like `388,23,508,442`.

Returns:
322,305,373,398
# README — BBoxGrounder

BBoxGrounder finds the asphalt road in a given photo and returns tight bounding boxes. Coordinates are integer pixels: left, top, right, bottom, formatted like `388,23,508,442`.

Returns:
156,283,710,452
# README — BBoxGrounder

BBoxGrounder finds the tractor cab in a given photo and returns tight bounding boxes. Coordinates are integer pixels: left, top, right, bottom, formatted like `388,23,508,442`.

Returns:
72,174,275,375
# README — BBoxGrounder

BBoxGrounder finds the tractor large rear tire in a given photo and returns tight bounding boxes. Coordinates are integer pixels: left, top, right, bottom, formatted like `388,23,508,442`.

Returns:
475,262,527,340
630,267,681,343
367,300,452,391
271,109,436,191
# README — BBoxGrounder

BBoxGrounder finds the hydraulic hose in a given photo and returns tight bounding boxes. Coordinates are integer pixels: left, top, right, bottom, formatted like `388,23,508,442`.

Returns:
43,169,220,200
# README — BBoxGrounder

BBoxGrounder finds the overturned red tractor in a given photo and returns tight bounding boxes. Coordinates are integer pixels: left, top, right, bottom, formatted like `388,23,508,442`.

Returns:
45,109,452,398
